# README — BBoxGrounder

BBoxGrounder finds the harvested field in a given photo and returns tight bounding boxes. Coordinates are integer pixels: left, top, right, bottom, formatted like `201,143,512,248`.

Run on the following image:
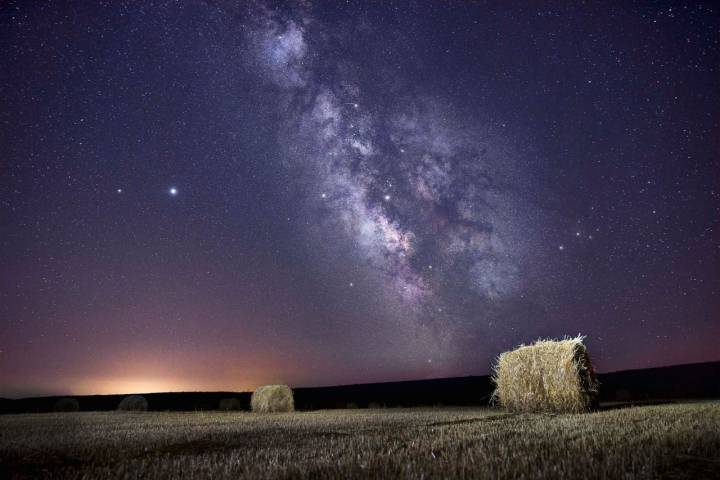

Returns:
1,402,719,479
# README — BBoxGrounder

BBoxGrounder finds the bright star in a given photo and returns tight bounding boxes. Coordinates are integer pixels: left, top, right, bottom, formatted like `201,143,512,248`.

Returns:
383,194,391,201
169,187,178,196
116,188,123,194
321,192,327,199
559,245,565,251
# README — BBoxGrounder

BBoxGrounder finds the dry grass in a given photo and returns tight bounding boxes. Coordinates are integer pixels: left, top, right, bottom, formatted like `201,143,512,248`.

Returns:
493,336,599,413
0,402,718,479
251,385,294,413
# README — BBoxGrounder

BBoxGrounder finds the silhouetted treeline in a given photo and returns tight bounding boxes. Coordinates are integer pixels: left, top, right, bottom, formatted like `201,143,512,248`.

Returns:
1,361,717,414
0,392,250,414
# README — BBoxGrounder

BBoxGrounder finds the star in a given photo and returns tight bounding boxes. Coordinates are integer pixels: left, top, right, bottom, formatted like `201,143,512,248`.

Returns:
321,192,327,199
383,194,391,201
169,187,178,196
116,188,123,194
558,245,565,251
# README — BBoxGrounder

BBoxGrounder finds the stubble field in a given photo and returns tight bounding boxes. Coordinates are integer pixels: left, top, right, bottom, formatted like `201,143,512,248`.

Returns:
1,402,719,479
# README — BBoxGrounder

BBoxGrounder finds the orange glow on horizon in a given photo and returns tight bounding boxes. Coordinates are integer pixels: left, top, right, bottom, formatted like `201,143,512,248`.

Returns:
73,377,228,396
65,373,272,395
1,339,326,398
63,360,287,396
56,347,292,395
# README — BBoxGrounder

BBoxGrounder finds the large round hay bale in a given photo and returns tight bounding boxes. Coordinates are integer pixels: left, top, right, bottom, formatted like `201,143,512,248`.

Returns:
219,397,242,411
251,385,294,413
492,335,599,413
53,397,80,412
117,395,148,411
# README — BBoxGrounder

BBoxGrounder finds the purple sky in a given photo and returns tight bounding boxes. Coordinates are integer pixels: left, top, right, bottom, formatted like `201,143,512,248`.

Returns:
1,1,718,397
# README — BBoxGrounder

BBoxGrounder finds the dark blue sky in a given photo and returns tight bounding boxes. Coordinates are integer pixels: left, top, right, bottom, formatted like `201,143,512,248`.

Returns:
1,1,718,397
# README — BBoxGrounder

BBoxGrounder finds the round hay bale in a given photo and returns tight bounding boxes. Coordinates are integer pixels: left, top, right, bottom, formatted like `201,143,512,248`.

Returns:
219,397,242,411
492,335,599,413
53,397,80,412
118,394,148,411
251,385,294,413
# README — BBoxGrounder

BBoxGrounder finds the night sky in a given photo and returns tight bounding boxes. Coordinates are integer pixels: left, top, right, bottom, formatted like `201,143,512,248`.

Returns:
1,1,719,398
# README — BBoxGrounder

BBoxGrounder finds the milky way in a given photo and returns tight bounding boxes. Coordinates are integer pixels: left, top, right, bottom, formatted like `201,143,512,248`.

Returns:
239,6,556,365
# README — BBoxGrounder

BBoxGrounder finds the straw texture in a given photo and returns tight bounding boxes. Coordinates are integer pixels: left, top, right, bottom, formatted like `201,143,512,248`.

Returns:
492,336,599,413
251,385,294,413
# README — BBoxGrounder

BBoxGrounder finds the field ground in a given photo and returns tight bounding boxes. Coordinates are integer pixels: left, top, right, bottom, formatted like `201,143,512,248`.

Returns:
1,402,719,479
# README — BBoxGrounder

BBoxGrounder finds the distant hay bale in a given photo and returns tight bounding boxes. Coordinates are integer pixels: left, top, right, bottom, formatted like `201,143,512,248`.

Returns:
251,385,294,413
53,397,80,412
492,336,599,413
118,395,148,412
219,397,242,411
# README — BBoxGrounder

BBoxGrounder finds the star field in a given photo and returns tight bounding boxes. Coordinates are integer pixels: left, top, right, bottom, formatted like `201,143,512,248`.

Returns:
0,1,718,397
